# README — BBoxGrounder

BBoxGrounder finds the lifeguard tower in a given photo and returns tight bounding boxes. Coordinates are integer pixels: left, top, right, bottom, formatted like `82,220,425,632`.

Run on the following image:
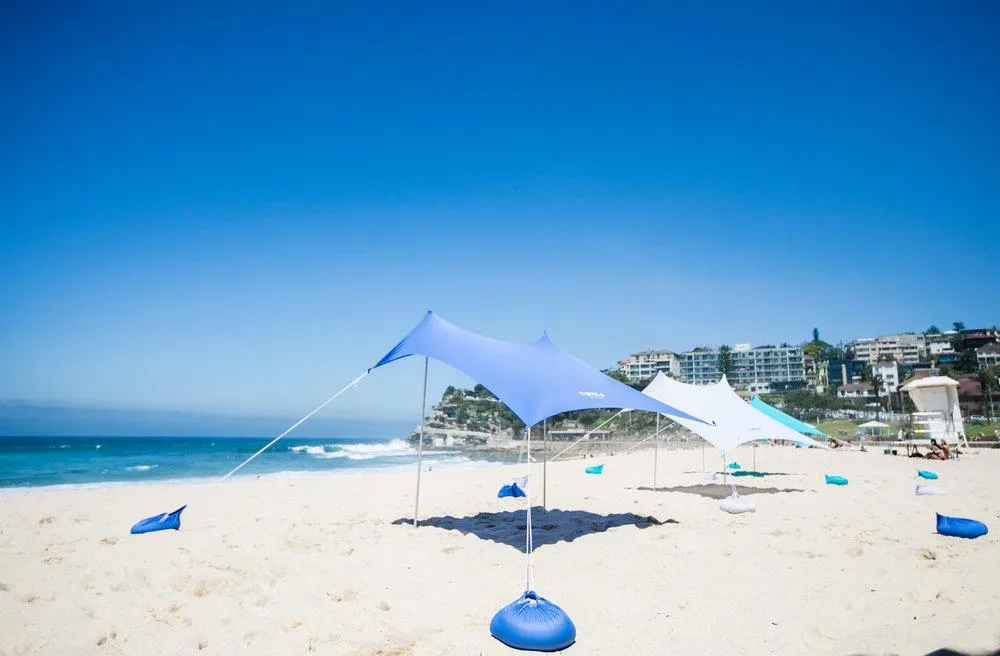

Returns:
899,376,969,449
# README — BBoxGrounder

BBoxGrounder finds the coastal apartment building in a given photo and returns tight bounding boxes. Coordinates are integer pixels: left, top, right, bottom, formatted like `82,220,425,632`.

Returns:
678,343,806,387
618,349,680,382
848,334,926,364
872,360,900,395
978,344,1000,368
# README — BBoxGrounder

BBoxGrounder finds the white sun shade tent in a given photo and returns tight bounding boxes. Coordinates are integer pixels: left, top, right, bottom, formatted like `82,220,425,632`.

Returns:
642,372,827,452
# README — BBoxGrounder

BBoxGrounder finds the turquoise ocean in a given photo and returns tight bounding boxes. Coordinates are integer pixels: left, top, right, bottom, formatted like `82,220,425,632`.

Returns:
0,436,506,489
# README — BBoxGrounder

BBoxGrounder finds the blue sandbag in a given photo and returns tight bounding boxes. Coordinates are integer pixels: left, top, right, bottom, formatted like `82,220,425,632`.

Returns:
917,469,938,480
825,475,848,486
130,506,186,534
727,462,741,470
498,483,527,498
936,513,988,539
490,590,576,652
584,464,604,475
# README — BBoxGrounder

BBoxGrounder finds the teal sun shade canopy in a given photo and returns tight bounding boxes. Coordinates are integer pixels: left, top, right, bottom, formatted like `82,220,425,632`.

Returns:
750,396,828,437
371,311,707,428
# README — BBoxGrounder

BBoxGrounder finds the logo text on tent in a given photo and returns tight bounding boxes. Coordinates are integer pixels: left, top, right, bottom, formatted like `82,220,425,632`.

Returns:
577,391,606,399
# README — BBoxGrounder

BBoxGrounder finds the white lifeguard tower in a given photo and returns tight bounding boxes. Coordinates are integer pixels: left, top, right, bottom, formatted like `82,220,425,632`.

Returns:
899,376,969,449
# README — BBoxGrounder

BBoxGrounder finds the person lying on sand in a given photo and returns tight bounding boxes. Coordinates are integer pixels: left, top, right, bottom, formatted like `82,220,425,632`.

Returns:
829,437,848,449
924,439,949,460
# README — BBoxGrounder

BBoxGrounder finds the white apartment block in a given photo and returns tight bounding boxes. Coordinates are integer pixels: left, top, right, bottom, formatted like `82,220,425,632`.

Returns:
848,333,926,364
837,383,875,399
927,332,957,356
618,350,680,382
678,343,805,386
872,360,899,396
978,344,1000,368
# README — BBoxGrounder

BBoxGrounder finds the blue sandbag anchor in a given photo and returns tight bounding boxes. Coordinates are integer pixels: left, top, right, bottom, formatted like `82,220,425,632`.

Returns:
490,590,576,651
498,483,527,498
825,474,848,486
131,506,186,534
917,469,938,480
936,513,988,539
585,464,604,475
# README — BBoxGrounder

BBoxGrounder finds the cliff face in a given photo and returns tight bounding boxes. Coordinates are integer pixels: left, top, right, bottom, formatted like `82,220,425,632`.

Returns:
407,385,518,447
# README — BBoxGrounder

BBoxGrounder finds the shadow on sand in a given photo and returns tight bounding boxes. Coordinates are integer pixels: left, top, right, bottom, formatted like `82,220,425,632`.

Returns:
634,484,805,500
392,507,677,552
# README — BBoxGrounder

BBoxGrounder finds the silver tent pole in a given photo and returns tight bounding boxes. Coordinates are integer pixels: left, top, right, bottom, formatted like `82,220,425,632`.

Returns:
412,356,429,528
542,418,548,510
653,413,659,490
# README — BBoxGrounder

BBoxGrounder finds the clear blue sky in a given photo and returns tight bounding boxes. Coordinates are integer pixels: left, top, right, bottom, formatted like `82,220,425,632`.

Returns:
2,1,998,423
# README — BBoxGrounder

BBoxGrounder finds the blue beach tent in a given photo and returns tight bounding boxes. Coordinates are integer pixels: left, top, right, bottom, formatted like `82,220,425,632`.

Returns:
369,311,708,651
371,312,702,428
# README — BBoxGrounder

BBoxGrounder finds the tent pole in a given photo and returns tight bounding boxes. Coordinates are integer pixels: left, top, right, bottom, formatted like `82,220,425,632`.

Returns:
525,425,534,591
701,442,705,472
653,414,659,491
412,356,429,528
543,419,548,510
753,443,757,471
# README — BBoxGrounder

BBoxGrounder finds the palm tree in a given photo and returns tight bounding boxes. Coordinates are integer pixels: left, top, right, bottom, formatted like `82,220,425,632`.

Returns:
976,366,999,421
871,374,884,418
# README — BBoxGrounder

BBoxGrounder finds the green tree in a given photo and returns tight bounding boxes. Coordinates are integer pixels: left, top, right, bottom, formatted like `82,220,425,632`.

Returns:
717,345,736,381
953,321,966,332
605,370,631,385
871,375,884,414
977,366,1000,420
925,325,941,335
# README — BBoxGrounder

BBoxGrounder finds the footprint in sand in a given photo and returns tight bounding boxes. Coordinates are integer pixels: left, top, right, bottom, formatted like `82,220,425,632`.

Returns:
100,537,118,546
441,546,460,555
846,547,864,558
327,589,359,603
38,516,55,525
95,631,118,646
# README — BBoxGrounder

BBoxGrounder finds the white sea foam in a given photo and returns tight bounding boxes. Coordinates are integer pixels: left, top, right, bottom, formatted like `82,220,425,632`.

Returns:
289,439,418,460
126,464,158,472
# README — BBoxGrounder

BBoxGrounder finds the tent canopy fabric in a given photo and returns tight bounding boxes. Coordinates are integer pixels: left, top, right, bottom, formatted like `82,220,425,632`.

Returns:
749,397,829,437
371,312,707,428
642,373,826,452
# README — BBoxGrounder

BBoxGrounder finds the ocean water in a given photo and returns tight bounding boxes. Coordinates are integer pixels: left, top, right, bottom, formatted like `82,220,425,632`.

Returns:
0,436,507,489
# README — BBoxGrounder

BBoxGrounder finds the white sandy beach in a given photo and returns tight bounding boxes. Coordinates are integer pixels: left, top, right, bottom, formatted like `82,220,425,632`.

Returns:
2,445,998,655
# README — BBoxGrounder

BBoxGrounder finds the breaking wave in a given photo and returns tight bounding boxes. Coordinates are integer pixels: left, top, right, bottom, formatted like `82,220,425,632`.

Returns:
126,464,159,472
288,439,417,461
